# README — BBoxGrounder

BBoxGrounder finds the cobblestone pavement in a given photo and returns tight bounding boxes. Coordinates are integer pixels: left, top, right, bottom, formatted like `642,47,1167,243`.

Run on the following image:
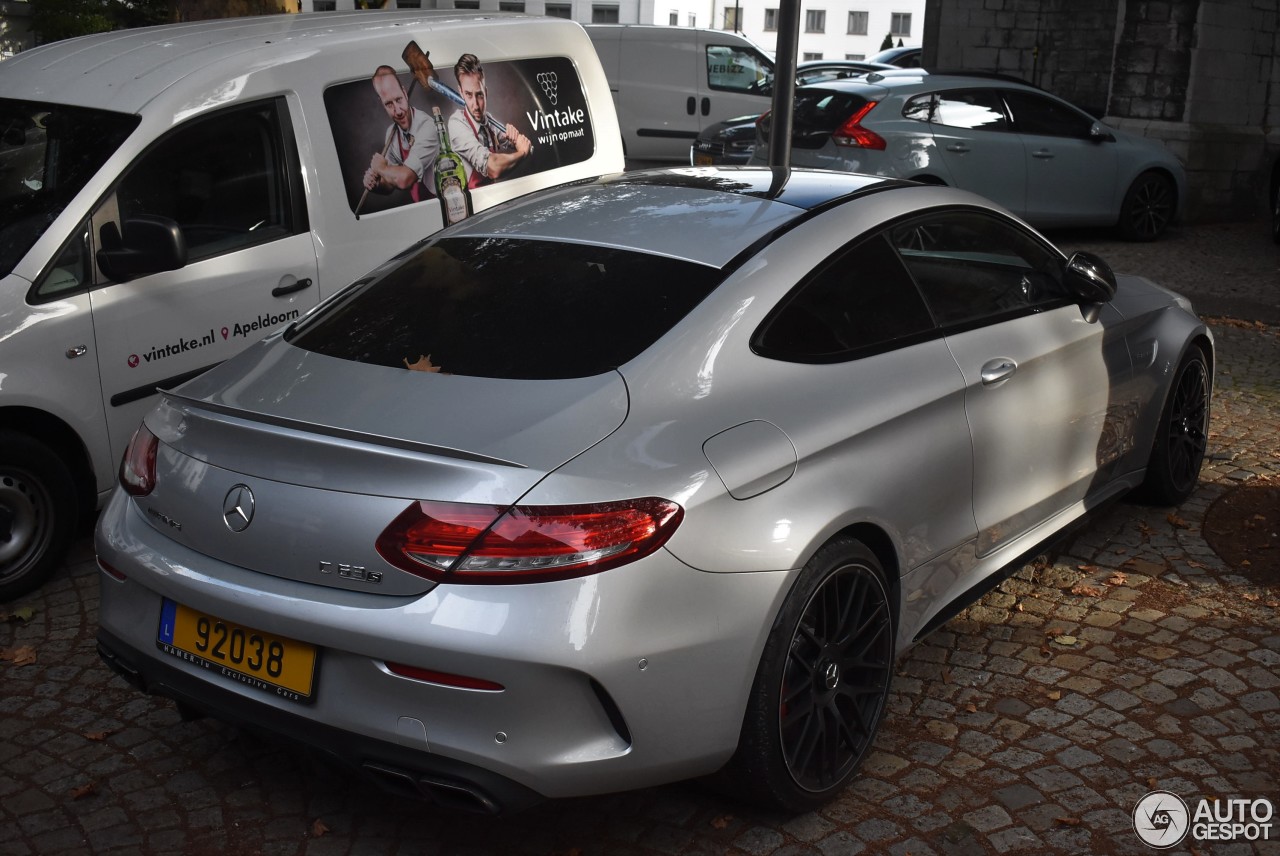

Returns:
2,222,1278,856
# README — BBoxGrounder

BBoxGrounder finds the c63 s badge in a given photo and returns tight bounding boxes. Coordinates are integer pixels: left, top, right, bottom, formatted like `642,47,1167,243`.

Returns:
319,561,383,584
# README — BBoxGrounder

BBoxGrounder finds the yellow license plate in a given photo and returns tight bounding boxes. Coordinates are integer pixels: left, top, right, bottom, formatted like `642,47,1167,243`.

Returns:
694,153,714,166
158,599,317,702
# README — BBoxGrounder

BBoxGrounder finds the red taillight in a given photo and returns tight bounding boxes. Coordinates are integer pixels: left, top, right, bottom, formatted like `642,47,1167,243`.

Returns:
832,101,886,150
376,498,684,584
119,424,159,497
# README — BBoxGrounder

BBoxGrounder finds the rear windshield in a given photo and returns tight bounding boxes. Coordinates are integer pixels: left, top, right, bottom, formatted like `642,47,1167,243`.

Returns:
287,236,723,379
764,88,873,149
0,99,140,277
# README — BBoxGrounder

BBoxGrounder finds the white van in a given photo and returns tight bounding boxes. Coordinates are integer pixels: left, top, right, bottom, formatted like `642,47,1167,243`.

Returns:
0,12,622,598
586,25,774,161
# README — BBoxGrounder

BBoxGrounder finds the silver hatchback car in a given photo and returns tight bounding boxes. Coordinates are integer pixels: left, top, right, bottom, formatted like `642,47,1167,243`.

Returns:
751,72,1187,240
96,168,1211,813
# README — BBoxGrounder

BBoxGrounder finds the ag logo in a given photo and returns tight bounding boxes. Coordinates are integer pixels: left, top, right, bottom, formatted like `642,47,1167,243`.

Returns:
1133,790,1190,848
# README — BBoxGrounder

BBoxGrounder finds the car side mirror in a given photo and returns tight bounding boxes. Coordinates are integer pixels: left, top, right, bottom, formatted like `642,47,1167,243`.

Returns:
97,215,188,282
1089,121,1115,143
1064,251,1117,313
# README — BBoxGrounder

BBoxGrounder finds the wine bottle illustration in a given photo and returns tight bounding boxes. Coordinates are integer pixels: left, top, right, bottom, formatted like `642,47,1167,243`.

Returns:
432,107,472,225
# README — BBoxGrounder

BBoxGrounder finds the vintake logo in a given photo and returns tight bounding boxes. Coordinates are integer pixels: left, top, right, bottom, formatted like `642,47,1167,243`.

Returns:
1134,791,1275,848
537,71,558,106
1133,791,1189,848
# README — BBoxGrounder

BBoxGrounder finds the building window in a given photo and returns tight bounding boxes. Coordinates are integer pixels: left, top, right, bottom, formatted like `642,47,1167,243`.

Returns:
669,11,677,24
688,12,695,26
845,53,865,60
891,12,912,37
763,8,777,30
396,0,421,7
312,0,336,8
723,7,740,30
805,9,825,33
546,2,572,16
454,0,479,7
847,10,867,35
499,1,525,9
802,52,823,61
591,4,618,22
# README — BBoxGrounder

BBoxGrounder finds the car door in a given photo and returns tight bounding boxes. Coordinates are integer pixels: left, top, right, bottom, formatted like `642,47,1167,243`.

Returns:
616,28,702,159
890,209,1133,557
88,98,320,458
697,34,774,137
925,88,1028,216
1001,89,1118,226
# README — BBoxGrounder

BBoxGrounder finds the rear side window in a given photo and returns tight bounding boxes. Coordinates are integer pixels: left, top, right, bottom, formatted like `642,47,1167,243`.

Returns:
288,237,722,379
754,233,935,362
931,89,1009,131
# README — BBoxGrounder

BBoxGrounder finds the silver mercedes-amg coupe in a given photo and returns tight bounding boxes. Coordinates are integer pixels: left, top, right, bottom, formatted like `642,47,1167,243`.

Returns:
96,167,1212,813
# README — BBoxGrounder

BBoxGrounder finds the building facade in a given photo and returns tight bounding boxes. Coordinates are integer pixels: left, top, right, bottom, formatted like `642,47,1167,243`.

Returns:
0,0,32,59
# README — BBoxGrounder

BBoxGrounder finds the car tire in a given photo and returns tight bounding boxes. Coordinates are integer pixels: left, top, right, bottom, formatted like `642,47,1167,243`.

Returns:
0,431,78,600
1118,171,1176,241
722,536,894,812
1136,344,1210,506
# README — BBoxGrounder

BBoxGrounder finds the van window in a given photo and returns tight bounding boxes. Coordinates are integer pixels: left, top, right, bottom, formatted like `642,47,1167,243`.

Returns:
101,100,300,268
0,100,138,278
706,45,774,94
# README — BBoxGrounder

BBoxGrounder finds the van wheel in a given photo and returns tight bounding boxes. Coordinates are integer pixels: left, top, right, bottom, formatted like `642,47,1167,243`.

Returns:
0,431,77,600
721,537,894,812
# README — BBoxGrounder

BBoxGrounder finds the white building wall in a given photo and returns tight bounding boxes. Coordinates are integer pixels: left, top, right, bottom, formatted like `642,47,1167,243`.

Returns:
297,0,924,59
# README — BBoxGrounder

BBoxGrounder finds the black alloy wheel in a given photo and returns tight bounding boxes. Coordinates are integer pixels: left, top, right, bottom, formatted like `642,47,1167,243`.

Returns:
779,559,894,793
722,537,894,811
1138,345,1210,506
1119,171,1175,241
0,431,77,600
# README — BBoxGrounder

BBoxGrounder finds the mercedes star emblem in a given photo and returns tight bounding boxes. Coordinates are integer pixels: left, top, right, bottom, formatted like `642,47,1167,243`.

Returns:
222,484,255,532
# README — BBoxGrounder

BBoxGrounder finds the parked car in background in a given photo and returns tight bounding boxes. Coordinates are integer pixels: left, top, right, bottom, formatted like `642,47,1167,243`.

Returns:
869,45,922,67
751,71,1186,240
690,60,896,165
0,12,623,600
98,166,1211,814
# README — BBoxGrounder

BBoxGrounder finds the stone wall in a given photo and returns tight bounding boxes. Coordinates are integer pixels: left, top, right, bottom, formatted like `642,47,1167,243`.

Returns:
924,0,1280,223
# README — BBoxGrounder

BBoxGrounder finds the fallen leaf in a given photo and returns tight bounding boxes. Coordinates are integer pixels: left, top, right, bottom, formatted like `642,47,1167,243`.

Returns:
1076,564,1098,572
70,782,96,800
1071,585,1103,597
0,645,37,666
403,354,443,373
1015,603,1025,612
1106,572,1128,587
311,819,330,838
1187,559,1209,569
2,606,36,624
1047,690,1062,701
1241,560,1252,567
82,731,110,741
1147,777,1159,789
1166,513,1189,529
1242,593,1260,602
1055,816,1082,826
1054,635,1079,646
964,703,978,713
710,814,733,830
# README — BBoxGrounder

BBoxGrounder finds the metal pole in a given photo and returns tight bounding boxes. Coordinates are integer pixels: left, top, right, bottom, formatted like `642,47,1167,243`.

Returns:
768,0,800,169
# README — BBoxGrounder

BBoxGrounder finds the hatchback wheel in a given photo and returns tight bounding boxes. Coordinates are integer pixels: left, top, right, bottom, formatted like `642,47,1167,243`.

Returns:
723,537,894,811
1137,345,1210,506
1118,171,1175,241
0,431,76,600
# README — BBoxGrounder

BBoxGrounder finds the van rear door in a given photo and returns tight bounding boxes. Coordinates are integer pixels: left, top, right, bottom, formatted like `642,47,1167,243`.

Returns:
696,31,774,140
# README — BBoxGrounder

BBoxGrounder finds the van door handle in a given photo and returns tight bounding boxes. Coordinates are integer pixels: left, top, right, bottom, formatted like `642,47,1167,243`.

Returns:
701,97,710,116
980,358,1017,386
1032,149,1054,159
272,277,313,298
945,143,970,153
66,345,88,359
686,96,696,115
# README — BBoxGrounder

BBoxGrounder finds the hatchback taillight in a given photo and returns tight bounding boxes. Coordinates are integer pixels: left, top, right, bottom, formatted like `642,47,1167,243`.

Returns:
119,424,159,497
832,101,886,149
376,498,683,584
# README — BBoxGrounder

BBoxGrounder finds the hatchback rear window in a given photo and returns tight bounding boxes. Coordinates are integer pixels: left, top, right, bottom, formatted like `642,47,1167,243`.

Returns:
288,237,723,379
780,88,873,150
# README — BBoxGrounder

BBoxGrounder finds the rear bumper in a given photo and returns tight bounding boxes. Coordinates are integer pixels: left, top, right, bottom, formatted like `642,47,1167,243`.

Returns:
96,628,536,813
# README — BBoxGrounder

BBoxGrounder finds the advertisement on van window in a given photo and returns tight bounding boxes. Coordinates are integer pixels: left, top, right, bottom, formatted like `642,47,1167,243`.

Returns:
324,42,595,222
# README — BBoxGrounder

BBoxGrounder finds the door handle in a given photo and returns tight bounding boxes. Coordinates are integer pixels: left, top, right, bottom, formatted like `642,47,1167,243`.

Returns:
980,358,1017,386
701,97,710,116
1032,149,1054,159
272,277,313,298
686,96,696,115
66,344,88,359
945,143,970,153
